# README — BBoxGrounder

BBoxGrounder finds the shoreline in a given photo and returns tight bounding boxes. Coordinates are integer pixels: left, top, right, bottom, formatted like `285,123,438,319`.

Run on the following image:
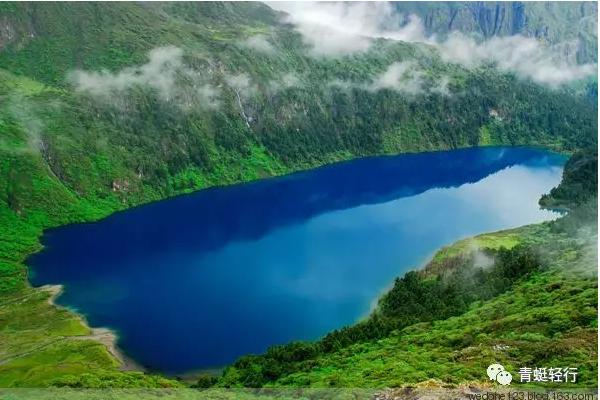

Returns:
38,225,528,379
26,145,566,379
31,145,567,237
39,284,142,372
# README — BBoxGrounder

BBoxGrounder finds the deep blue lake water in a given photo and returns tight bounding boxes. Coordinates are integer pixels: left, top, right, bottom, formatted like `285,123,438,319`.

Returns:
29,147,565,374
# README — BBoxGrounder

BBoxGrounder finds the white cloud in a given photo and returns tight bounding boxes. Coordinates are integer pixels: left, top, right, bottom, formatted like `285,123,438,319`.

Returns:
281,73,301,88
269,2,596,86
69,46,220,109
431,76,451,96
268,72,302,93
225,73,257,98
269,2,425,56
6,94,45,153
241,34,276,55
196,85,220,107
327,62,444,97
368,61,424,95
439,33,597,87
70,46,183,99
327,79,355,91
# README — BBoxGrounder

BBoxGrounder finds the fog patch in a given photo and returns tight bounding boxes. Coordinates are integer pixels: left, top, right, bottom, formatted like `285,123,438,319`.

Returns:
468,241,495,269
70,46,183,99
267,72,302,94
368,61,424,95
439,33,597,87
270,2,596,86
269,2,425,56
327,63,449,98
241,34,276,55
327,78,357,92
430,76,451,96
5,94,45,153
69,46,220,110
568,223,598,278
225,73,258,98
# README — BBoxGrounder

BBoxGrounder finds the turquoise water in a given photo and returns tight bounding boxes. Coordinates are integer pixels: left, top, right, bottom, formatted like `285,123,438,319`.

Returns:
29,147,565,373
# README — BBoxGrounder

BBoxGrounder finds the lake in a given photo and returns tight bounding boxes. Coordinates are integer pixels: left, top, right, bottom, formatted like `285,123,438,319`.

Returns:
29,146,565,374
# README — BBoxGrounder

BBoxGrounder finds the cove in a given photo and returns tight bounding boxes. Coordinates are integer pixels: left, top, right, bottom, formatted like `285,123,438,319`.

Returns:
29,146,565,374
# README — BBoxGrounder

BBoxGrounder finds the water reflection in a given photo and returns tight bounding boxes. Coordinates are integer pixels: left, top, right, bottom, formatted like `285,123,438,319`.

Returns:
32,147,562,273
29,147,565,373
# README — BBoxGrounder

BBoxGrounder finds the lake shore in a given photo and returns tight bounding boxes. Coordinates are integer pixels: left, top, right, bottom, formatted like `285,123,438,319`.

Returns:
40,284,142,372
39,225,528,383
28,147,564,376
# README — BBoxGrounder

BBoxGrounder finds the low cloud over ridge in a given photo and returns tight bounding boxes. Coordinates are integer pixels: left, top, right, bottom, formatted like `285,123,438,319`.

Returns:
269,2,596,86
439,33,596,87
369,62,424,95
269,2,425,56
328,62,449,97
69,46,220,109
240,34,277,55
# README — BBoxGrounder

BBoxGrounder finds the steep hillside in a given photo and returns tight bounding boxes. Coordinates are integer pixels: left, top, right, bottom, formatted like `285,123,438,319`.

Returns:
0,1,597,388
540,148,598,209
218,149,598,388
0,2,596,215
390,1,598,63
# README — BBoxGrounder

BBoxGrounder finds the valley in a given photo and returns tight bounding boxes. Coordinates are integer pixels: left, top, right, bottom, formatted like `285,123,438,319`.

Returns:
0,1,596,392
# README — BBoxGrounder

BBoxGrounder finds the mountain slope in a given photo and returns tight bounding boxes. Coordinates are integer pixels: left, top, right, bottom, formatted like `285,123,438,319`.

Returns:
390,1,598,63
0,2,596,211
219,149,598,388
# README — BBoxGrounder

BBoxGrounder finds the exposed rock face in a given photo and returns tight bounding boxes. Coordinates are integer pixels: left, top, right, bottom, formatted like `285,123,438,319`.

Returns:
510,2,526,35
0,14,36,50
391,1,598,63
112,179,130,192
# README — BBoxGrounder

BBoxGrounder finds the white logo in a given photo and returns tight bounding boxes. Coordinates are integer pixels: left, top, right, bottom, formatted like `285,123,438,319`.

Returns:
496,370,513,385
487,363,512,385
487,363,504,380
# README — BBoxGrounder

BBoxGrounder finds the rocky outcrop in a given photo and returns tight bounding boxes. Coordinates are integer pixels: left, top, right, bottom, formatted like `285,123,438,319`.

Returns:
392,1,598,63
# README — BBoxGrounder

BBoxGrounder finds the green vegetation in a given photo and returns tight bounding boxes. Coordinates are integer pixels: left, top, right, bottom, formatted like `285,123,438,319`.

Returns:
215,146,598,388
540,148,598,210
0,1,596,389
218,223,597,388
218,148,598,388
219,243,540,387
267,266,597,388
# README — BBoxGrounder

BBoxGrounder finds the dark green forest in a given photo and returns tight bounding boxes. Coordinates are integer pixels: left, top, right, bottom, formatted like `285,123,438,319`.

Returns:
540,148,598,209
220,245,544,387
217,147,598,388
0,2,597,218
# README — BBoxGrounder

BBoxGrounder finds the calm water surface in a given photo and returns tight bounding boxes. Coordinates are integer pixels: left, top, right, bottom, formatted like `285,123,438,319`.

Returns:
29,147,565,373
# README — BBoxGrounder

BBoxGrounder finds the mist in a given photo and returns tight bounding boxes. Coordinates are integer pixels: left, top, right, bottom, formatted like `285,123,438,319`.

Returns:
240,34,277,55
368,61,424,95
69,46,220,110
269,2,596,87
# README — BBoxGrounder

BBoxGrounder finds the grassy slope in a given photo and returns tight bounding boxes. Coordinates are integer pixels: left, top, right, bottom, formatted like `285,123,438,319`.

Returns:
0,4,286,386
218,151,598,389
0,1,596,387
0,69,286,387
262,223,597,388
